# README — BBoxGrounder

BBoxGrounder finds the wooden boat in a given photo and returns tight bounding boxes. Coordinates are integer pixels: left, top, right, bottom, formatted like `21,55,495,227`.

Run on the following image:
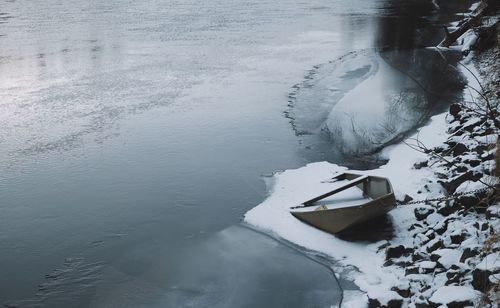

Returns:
290,172,396,234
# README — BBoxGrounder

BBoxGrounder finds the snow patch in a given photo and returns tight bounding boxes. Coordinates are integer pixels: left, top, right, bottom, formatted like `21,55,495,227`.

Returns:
429,286,480,304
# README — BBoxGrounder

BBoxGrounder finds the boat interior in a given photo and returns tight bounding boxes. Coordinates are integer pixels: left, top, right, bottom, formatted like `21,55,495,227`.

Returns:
293,172,393,211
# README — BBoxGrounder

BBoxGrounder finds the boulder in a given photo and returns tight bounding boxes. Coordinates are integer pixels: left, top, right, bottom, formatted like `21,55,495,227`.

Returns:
456,195,480,208
426,239,444,253
437,203,460,216
451,143,468,156
385,245,413,260
405,266,419,275
368,298,403,308
391,286,411,298
449,103,462,117
460,247,479,263
472,268,492,292
415,206,435,221
450,232,466,244
439,171,483,194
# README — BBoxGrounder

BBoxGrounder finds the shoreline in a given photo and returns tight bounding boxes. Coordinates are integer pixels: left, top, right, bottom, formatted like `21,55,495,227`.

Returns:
245,4,499,308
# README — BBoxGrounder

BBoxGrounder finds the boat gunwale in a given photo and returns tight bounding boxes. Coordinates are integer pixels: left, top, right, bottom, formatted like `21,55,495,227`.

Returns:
291,172,395,212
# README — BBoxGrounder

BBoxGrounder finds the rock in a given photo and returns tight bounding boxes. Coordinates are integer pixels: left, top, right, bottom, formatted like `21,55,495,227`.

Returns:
394,261,411,267
415,206,435,221
445,272,461,285
449,103,462,117
414,161,428,169
430,253,440,262
445,264,467,285
446,300,474,308
419,261,437,274
409,223,424,231
463,159,481,167
439,171,483,194
426,239,444,253
403,194,413,202
481,222,489,231
437,203,460,216
377,241,391,251
412,253,425,262
425,231,436,241
414,295,431,308
386,299,403,308
486,205,500,219
368,298,382,307
472,268,492,292
385,245,413,260
405,266,419,275
450,232,466,244
456,195,480,207
429,286,479,308
368,298,403,308
451,143,468,156
391,286,411,298
455,165,468,172
434,220,449,235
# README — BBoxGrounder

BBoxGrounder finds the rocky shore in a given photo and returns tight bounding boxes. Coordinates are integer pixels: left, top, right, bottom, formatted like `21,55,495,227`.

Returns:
371,23,500,308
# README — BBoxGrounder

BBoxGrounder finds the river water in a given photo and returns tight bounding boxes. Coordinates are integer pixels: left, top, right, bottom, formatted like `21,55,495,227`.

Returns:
0,0,468,307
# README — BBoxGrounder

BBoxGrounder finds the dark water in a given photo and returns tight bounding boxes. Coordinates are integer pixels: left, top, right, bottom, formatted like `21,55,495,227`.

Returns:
0,0,469,307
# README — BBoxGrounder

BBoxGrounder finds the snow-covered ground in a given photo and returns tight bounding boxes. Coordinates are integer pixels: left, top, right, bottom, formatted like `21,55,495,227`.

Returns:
245,112,450,307
246,87,498,307
245,6,499,306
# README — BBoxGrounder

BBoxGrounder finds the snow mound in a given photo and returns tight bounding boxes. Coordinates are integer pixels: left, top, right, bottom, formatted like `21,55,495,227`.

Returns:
429,286,480,304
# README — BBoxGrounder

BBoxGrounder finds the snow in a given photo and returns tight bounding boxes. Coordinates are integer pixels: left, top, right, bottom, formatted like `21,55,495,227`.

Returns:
292,182,372,211
460,29,479,53
429,286,480,304
433,249,462,269
244,113,449,302
476,253,500,271
419,261,436,269
455,180,489,194
342,290,368,307
366,289,402,306
322,53,428,154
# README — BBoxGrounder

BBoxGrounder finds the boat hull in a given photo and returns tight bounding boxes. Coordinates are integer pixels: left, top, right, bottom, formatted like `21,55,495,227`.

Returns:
290,194,396,234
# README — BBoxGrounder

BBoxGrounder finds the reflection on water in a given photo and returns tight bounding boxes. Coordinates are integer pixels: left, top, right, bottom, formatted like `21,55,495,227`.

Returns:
4,226,340,308
286,0,468,164
0,0,470,306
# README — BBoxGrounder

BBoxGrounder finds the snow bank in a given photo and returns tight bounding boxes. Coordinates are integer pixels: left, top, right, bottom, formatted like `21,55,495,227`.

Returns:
429,286,480,304
244,113,449,303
